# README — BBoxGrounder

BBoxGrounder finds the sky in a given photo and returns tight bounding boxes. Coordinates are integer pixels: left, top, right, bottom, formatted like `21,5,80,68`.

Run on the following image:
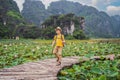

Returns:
14,0,120,16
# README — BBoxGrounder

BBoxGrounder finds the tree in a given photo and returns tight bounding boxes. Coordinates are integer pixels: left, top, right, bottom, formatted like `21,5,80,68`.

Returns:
0,23,9,38
0,0,25,38
73,30,86,39
41,26,55,39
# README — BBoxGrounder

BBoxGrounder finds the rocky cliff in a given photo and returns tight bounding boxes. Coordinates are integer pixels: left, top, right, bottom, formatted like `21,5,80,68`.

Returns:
22,0,120,38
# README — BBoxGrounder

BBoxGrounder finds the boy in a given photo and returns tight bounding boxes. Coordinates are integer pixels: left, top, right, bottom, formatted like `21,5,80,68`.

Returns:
52,27,65,65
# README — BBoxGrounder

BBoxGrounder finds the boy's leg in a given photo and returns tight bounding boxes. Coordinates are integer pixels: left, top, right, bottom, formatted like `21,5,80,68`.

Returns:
53,46,59,61
57,47,62,64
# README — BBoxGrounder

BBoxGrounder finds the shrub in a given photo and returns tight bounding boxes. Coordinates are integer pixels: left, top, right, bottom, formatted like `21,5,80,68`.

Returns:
73,30,86,39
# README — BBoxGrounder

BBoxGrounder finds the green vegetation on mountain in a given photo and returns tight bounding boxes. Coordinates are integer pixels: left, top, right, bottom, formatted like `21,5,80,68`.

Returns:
0,0,120,39
22,0,47,26
0,0,42,39
0,0,24,38
41,13,86,39
22,0,120,38
48,0,120,38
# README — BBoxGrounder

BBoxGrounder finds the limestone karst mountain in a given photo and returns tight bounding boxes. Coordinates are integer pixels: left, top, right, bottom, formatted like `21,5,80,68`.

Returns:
22,0,120,38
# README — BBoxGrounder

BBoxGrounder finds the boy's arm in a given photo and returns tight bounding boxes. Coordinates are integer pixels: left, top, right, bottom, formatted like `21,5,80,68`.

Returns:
52,40,55,47
52,36,56,47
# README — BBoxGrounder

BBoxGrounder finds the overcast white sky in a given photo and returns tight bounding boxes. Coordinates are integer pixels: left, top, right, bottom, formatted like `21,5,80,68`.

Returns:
14,0,120,16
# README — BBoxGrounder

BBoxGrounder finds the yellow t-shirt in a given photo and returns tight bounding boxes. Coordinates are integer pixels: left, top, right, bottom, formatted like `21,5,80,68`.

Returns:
54,34,64,47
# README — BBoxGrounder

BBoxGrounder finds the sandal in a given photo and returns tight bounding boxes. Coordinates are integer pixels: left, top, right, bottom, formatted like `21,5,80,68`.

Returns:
56,62,61,66
56,59,59,62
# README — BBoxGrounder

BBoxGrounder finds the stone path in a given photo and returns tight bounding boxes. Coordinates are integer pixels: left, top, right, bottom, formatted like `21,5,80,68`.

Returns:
0,56,80,80
0,54,117,80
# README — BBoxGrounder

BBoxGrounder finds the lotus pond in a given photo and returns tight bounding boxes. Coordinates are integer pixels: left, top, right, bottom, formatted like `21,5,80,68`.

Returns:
58,59,120,80
0,39,120,80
